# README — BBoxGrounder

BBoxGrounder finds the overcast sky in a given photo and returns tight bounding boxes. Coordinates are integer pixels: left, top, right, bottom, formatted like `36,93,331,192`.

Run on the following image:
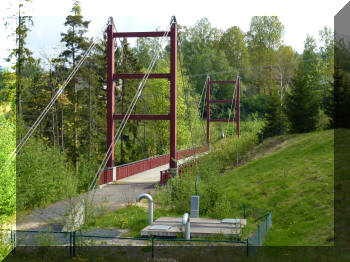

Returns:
1,0,348,69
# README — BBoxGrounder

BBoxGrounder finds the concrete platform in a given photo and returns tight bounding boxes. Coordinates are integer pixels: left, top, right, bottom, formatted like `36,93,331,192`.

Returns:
141,217,246,238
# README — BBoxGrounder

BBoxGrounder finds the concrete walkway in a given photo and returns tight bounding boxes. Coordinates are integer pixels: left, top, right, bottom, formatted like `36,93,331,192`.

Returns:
16,160,177,231
114,158,187,184
15,152,206,232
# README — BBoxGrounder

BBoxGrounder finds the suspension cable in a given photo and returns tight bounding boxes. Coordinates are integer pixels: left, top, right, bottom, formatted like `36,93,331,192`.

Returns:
0,18,111,173
225,75,238,137
88,18,175,190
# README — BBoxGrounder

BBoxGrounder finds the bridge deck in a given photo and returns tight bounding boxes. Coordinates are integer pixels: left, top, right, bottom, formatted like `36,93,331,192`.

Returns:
114,158,187,184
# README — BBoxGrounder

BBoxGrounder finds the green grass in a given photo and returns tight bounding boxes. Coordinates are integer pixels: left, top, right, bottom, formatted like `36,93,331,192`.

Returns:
219,129,334,246
83,204,179,237
82,129,335,247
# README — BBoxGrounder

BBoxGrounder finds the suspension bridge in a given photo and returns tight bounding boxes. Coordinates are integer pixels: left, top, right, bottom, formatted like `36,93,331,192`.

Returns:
11,16,241,231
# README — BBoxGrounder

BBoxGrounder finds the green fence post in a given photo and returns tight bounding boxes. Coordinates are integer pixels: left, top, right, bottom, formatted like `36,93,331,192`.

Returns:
151,236,154,260
13,230,16,254
246,239,249,258
257,224,260,246
73,231,76,258
69,232,72,258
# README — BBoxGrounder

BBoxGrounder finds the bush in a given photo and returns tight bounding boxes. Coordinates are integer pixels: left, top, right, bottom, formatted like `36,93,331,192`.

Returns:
155,123,260,217
16,134,78,211
0,115,16,218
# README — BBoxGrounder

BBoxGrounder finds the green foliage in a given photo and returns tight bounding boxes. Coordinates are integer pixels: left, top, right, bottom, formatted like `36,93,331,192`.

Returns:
259,94,284,139
218,26,249,74
0,115,16,218
16,126,78,211
155,124,260,217
156,129,334,245
285,36,321,133
0,70,16,106
246,16,284,94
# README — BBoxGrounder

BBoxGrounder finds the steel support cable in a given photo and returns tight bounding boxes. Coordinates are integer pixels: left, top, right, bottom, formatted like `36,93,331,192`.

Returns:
178,35,195,148
89,28,171,189
0,18,111,173
88,18,174,190
199,76,209,136
225,75,238,137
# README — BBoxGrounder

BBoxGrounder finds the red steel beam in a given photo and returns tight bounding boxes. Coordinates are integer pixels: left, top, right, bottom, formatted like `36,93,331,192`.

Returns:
210,119,234,122
114,73,170,80
209,99,233,103
169,22,177,170
209,80,235,84
113,114,170,121
114,32,170,38
106,23,115,168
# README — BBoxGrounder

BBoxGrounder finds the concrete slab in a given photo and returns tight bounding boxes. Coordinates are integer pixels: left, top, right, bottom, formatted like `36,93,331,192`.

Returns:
116,158,188,184
141,217,246,238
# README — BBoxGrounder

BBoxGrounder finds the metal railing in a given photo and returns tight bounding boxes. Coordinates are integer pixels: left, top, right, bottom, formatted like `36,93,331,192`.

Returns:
1,211,272,259
1,229,247,259
247,211,272,257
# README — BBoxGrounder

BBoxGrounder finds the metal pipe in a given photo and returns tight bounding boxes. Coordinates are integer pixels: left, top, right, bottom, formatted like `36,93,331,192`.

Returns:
182,213,190,240
136,193,153,224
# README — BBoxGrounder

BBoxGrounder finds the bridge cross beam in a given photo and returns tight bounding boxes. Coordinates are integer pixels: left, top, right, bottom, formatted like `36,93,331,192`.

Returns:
106,18,178,173
206,75,240,144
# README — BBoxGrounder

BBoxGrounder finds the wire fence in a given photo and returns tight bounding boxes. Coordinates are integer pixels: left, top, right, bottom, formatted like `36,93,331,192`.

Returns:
1,212,272,259
247,211,272,257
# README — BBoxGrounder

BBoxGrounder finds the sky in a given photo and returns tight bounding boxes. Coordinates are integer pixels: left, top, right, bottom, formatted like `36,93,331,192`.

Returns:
1,0,349,69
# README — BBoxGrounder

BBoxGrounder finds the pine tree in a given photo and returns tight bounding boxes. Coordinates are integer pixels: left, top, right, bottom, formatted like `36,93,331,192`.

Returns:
329,64,350,128
259,94,283,140
7,2,34,117
285,36,320,133
60,0,90,170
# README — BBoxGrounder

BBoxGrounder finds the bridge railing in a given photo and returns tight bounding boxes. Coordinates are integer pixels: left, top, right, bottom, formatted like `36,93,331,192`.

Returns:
99,145,209,185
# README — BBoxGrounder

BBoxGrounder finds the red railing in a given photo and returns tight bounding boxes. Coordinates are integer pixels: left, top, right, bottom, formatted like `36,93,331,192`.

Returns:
99,145,209,185
160,158,197,185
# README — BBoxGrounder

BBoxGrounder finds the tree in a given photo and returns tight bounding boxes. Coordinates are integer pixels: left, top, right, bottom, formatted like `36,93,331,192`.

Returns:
6,1,34,116
60,0,90,170
218,26,249,76
258,94,283,140
115,39,144,164
246,16,284,94
285,36,320,133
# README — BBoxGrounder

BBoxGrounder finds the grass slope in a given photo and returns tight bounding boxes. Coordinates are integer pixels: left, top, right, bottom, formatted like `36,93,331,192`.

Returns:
219,129,334,246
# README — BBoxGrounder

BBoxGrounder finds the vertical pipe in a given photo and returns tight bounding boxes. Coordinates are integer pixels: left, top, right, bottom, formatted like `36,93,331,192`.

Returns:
206,76,210,144
170,21,177,172
107,21,115,168
236,76,240,138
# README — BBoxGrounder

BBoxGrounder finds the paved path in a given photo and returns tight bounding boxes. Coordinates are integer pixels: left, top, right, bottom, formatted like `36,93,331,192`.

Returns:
16,161,176,231
15,152,203,233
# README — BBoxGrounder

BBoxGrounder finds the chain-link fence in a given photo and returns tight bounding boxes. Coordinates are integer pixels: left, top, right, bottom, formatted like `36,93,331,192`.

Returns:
247,211,272,257
1,212,272,260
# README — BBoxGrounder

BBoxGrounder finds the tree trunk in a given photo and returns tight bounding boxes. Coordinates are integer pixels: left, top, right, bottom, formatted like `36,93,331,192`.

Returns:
72,25,78,172
88,70,92,160
17,10,22,119
61,108,64,152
